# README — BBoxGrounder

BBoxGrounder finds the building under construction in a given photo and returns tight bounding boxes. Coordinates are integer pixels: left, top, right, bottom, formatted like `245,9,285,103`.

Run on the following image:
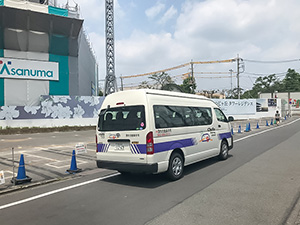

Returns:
0,0,98,106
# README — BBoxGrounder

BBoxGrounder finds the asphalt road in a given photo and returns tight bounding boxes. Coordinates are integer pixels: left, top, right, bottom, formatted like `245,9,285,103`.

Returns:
0,118,299,225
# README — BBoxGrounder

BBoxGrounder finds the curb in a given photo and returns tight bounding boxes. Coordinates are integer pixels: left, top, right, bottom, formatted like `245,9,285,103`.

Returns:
0,178,62,195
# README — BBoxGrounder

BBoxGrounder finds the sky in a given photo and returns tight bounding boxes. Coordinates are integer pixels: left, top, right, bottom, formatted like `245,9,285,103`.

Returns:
61,0,300,93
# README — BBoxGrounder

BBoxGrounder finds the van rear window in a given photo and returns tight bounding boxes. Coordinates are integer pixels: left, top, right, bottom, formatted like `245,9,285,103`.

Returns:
98,105,146,131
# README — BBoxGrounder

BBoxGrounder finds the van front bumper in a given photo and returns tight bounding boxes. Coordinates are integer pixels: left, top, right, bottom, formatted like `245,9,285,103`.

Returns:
96,160,158,174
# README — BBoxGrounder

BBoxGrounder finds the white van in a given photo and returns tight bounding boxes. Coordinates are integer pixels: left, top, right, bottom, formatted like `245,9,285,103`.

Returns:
96,89,233,180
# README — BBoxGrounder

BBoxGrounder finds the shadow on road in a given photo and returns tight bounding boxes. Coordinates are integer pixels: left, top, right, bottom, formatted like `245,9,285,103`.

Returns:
102,154,233,188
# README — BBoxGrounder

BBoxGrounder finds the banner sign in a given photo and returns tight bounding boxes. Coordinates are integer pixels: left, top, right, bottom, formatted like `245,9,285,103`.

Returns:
268,99,277,107
213,99,256,115
75,143,87,155
0,57,59,81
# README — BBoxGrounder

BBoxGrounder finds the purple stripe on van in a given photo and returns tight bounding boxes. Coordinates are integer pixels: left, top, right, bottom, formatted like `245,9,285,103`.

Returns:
97,138,197,154
97,144,110,152
136,144,147,154
137,138,196,154
218,132,232,140
97,144,103,152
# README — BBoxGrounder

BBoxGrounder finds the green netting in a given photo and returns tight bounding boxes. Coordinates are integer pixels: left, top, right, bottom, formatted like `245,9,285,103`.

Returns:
48,6,68,17
49,54,69,95
50,34,69,56
0,0,3,6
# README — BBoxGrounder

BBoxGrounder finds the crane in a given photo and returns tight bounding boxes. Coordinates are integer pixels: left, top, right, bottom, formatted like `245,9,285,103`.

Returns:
104,0,118,96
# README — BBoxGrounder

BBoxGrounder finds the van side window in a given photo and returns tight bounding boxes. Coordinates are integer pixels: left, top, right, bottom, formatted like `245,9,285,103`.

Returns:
154,105,212,128
194,107,212,125
214,108,228,122
154,105,184,128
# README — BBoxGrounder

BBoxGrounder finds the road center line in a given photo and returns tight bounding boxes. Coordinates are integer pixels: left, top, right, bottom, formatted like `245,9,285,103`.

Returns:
0,172,120,210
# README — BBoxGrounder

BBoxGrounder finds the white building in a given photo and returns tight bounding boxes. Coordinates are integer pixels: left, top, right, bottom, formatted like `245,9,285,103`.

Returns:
0,0,98,106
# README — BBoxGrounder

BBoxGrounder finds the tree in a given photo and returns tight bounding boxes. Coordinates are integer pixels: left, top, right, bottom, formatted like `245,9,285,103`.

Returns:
148,72,175,89
241,74,282,99
138,81,153,89
282,68,300,92
180,77,196,94
240,68,300,99
252,74,281,93
229,87,245,99
161,83,184,92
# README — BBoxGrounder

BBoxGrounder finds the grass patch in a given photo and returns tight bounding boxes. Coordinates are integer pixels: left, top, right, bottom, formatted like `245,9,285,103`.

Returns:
0,125,96,135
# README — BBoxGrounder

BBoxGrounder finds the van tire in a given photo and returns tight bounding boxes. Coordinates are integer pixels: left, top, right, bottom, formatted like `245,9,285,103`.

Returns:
118,171,131,176
167,152,184,181
218,140,229,160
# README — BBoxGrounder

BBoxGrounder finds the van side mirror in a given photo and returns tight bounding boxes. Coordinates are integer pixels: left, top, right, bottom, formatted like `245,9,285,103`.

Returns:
228,116,234,122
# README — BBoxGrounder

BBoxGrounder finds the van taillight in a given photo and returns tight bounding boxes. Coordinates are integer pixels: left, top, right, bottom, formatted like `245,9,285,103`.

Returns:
146,131,154,155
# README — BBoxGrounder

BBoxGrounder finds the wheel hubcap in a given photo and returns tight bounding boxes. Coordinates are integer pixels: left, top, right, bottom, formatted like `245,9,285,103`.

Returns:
172,157,182,176
222,144,228,157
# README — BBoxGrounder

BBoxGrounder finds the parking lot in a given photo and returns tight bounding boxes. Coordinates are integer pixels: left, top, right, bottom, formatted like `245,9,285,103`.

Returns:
0,130,98,192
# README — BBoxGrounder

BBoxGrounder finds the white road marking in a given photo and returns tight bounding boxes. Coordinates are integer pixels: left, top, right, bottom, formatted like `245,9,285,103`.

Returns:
0,172,120,210
1,118,299,211
46,159,87,169
3,170,16,180
234,118,300,143
19,152,59,162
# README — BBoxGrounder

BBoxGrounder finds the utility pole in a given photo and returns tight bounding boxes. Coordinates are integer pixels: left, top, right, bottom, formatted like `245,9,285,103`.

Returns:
190,60,194,79
104,0,118,96
236,54,240,99
120,76,123,91
190,60,195,93
236,54,245,99
229,69,233,99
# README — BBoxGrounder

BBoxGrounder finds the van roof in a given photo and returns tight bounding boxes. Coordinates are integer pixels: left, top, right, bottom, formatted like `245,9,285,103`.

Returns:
110,89,211,100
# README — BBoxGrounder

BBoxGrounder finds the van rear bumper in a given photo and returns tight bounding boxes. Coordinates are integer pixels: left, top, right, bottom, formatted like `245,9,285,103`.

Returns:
96,160,158,174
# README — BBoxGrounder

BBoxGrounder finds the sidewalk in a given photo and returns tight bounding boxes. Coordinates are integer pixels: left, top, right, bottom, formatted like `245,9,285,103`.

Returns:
146,119,300,225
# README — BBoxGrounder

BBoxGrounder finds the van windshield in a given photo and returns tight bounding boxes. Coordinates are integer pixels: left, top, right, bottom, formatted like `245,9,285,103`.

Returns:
98,105,146,131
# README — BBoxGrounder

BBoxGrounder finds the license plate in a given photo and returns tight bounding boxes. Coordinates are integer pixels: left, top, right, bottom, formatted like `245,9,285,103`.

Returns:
111,142,126,150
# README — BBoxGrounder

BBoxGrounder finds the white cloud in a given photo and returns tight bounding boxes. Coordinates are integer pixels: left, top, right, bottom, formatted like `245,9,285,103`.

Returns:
159,5,177,25
175,0,300,60
116,30,190,74
145,2,165,20
77,0,300,90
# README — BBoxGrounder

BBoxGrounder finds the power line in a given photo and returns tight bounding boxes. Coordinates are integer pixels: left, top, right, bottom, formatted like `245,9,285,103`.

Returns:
243,68,300,77
121,59,236,79
194,76,232,79
243,58,300,63
243,72,287,77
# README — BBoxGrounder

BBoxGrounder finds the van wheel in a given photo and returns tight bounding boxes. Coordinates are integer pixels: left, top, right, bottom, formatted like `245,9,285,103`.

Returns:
118,171,130,176
218,140,229,160
167,152,184,181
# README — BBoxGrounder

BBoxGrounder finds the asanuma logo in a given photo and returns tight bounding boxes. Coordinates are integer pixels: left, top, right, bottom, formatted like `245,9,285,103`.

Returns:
0,60,54,78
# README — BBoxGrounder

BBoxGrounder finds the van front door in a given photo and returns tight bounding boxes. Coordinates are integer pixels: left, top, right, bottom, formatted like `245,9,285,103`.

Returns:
213,108,232,149
191,107,219,160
